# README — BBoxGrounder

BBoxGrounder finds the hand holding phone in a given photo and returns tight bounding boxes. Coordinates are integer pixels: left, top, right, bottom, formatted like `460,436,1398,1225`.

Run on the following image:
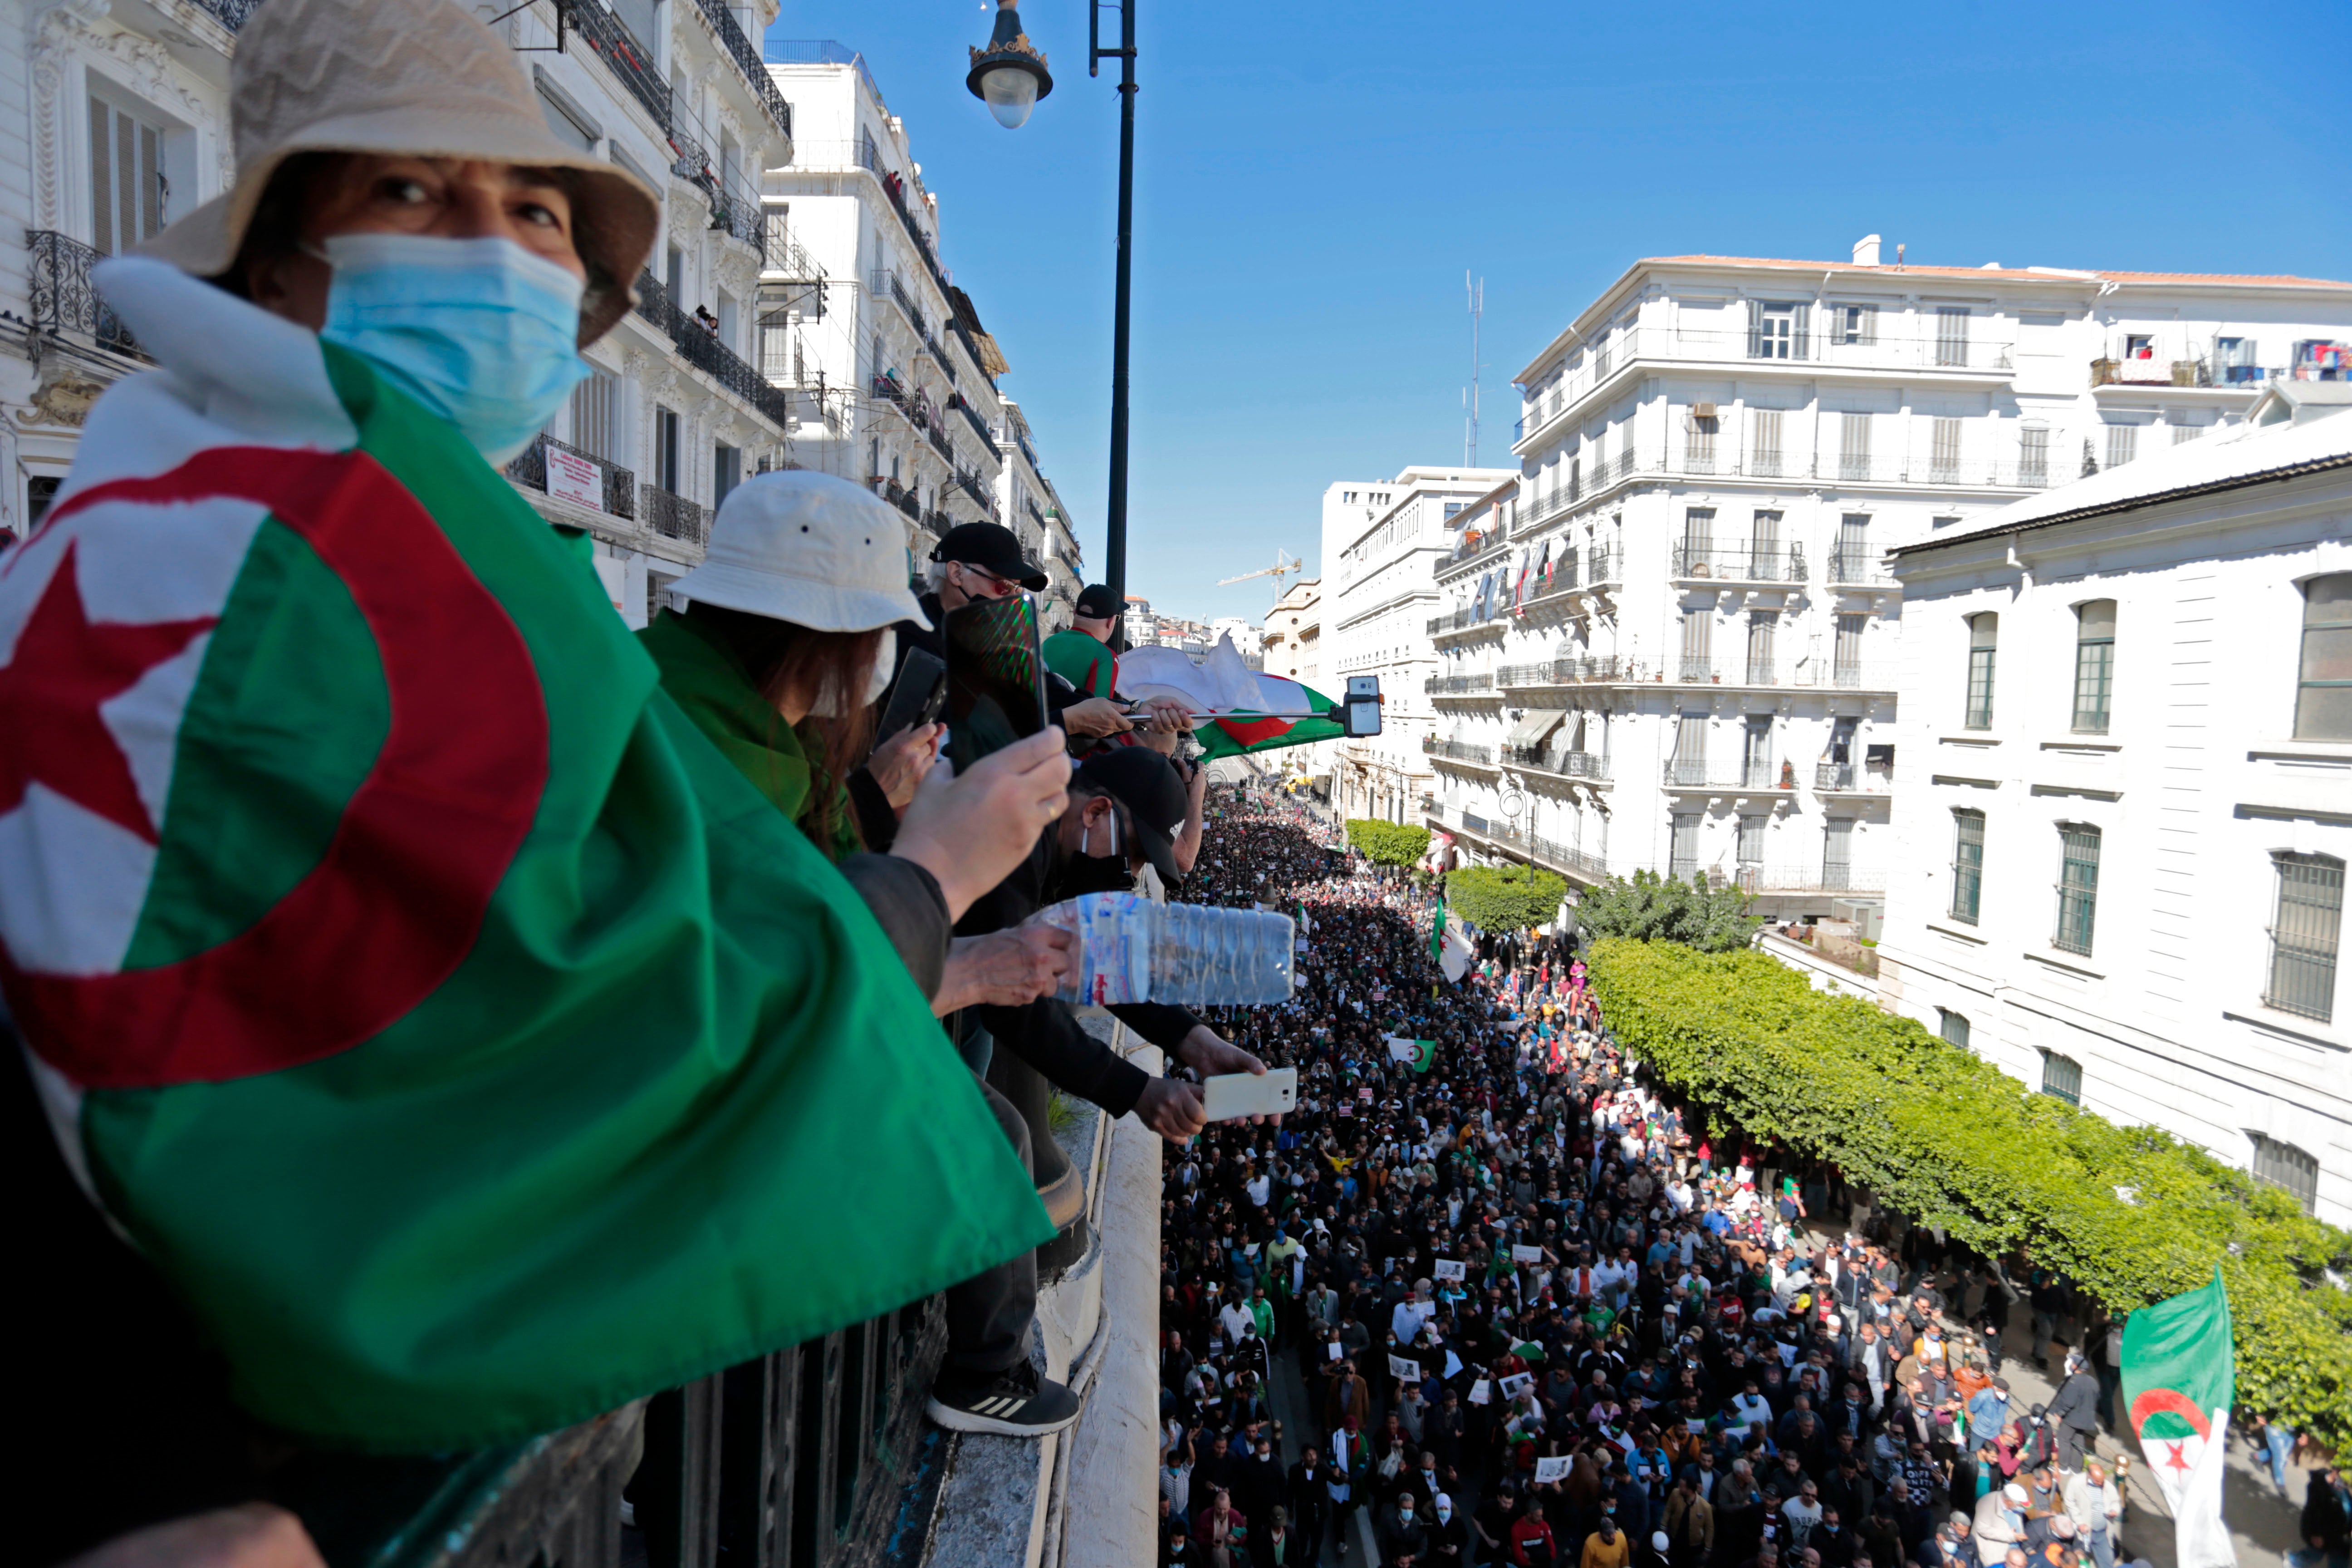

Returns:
1200,1067,1298,1122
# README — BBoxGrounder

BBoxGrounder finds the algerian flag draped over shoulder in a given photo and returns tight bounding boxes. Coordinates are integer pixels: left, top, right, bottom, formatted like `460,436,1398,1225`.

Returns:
1118,634,1345,759
2122,1269,2238,1568
0,259,1051,1450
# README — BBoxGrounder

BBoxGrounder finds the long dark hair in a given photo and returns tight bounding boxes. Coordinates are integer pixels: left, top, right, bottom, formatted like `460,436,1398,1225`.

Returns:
687,602,885,853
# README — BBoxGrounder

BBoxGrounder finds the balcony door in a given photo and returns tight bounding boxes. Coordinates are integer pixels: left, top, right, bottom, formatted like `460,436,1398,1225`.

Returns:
88,87,168,256
1823,818,1856,891
1749,510,1783,579
1742,714,1774,787
1672,714,1707,788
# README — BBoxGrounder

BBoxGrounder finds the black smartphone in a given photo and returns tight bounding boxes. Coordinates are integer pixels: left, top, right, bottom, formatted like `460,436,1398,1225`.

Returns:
875,646,947,742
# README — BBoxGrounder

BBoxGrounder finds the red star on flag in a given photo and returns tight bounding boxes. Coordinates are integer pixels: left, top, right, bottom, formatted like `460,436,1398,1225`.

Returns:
0,541,217,843
2161,1440,2194,1475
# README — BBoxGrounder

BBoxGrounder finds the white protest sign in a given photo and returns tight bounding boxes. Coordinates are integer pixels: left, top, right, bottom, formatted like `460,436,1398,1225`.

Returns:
1511,1244,1544,1264
1468,1379,1492,1405
1534,1455,1571,1484
1388,1353,1421,1383
1358,1087,1375,1102
546,445,605,512
1499,1371,1536,1401
1328,1340,1343,1362
1432,1259,1467,1282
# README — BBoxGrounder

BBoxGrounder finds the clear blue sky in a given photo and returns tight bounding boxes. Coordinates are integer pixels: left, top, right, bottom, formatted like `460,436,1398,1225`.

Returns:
764,1,2351,628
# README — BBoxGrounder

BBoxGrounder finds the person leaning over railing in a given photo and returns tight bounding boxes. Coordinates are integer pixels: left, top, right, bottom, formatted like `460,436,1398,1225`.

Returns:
2,0,1063,1539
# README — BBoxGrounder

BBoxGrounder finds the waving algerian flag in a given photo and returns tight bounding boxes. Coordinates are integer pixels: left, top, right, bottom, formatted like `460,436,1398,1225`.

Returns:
0,258,1049,1450
2122,1269,2238,1568
1117,634,1344,759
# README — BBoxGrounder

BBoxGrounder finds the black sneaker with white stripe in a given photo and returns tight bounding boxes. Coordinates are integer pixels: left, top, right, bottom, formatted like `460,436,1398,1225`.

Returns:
925,1357,1081,1437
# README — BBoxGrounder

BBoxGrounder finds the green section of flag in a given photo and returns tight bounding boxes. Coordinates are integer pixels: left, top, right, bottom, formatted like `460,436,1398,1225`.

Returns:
80,346,1052,1450
1431,898,1447,962
124,520,388,967
2122,1267,2235,1440
1411,1039,1436,1074
1190,680,1346,760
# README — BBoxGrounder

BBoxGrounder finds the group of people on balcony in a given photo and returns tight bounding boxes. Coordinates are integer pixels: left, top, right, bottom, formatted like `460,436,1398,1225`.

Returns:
5,0,1257,1562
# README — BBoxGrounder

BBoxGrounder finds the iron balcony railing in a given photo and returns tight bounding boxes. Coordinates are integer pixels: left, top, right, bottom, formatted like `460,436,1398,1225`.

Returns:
1733,863,1884,895
1816,761,1892,792
1661,760,1784,790
1677,656,1716,682
665,124,767,260
1423,738,1495,765
1511,444,2055,507
1504,746,1612,782
854,138,955,312
560,0,672,134
505,433,638,521
1494,655,1648,686
1426,606,1496,637
1826,550,1894,585
641,483,710,544
24,230,147,360
950,394,996,453
635,271,794,434
1424,674,1495,696
190,0,263,25
871,269,960,390
686,0,795,144
1671,541,1807,583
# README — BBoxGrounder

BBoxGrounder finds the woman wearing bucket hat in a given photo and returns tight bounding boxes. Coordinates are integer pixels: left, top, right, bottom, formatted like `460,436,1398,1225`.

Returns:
645,468,1079,1018
3,0,1072,1469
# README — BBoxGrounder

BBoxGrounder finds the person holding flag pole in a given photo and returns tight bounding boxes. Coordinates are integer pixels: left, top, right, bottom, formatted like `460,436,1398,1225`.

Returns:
2121,1268,2239,1568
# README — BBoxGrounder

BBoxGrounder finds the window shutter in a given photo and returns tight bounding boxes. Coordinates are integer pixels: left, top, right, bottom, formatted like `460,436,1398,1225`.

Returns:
1860,304,1878,345
1791,303,1811,359
1745,300,1762,358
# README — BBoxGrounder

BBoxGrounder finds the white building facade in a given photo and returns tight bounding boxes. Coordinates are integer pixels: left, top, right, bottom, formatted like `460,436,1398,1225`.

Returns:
2,0,819,626
1321,466,1515,823
1874,395,2352,1224
1416,247,2352,913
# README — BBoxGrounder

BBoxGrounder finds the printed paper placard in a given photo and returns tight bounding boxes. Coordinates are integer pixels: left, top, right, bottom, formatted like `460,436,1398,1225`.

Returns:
1534,1455,1571,1484
1358,1087,1375,1102
1511,1244,1544,1264
1468,1378,1492,1405
1499,1371,1536,1401
1432,1259,1467,1282
1388,1353,1421,1383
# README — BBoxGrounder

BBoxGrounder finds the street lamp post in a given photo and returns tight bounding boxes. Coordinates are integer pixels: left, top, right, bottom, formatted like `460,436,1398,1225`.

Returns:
970,0,1138,619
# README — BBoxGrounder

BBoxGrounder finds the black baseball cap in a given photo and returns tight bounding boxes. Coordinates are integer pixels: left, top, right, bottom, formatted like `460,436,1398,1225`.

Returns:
1075,583,1122,619
933,521,1046,591
1077,746,1188,886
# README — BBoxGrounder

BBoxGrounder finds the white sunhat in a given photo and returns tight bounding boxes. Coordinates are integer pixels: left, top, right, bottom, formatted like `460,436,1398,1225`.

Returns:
668,471,931,633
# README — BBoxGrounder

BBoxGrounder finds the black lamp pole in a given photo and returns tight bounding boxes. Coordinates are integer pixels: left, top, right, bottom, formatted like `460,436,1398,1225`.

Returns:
1092,0,1137,622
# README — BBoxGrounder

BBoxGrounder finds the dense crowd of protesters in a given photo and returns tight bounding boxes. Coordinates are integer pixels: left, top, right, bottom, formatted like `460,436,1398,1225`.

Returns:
1144,783,2349,1568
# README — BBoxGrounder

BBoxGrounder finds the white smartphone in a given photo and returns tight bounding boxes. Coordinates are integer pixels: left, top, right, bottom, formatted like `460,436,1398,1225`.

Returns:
1199,1067,1297,1122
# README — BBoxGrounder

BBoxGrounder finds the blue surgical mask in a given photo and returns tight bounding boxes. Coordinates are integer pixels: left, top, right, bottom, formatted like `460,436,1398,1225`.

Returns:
316,233,589,461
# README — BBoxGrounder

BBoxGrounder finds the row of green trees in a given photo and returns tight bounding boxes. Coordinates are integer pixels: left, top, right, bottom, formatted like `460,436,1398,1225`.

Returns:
1445,864,1568,935
1343,818,1430,867
1573,870,1762,952
1586,936,2352,1447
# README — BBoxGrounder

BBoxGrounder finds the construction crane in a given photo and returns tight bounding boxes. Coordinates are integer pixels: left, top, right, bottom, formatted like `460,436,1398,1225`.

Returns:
1217,548,1304,603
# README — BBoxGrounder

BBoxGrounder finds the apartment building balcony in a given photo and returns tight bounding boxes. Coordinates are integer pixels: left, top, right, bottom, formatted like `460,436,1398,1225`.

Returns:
557,0,673,132
1514,324,2016,453
1671,541,1807,585
1665,661,1895,695
505,434,638,523
1494,655,1642,689
1660,760,1789,795
1424,674,1496,697
1503,745,1614,786
1814,760,1894,796
640,484,711,545
23,230,148,365
871,269,962,392
1825,550,1895,587
1423,738,1497,769
681,0,795,146
1438,809,1621,886
633,272,794,435
664,123,767,260
950,392,998,454
1515,446,2049,522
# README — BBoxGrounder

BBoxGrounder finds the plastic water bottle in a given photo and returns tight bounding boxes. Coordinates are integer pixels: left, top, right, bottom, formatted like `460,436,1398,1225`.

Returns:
1028,893,1295,1006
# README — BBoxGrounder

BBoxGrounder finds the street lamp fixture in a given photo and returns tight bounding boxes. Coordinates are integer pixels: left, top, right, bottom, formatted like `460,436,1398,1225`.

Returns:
966,0,1053,129
967,0,1139,622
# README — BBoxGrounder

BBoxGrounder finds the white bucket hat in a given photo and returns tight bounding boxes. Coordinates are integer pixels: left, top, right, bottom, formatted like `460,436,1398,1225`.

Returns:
669,471,931,633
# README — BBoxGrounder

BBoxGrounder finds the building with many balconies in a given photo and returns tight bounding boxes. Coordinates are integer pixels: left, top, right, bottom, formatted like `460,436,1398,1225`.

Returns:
1319,466,1516,823
1418,241,2352,912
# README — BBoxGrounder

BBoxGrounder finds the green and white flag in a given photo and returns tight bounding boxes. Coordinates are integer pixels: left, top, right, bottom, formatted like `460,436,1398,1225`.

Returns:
0,258,1051,1450
2121,1269,2238,1568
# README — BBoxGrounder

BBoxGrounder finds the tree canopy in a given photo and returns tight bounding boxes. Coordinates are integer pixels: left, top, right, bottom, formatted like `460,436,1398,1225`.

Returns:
1446,864,1568,934
1344,818,1431,867
1572,869,1762,953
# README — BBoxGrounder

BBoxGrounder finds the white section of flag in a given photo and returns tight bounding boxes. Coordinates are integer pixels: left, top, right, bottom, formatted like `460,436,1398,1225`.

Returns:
2177,1407,2237,1568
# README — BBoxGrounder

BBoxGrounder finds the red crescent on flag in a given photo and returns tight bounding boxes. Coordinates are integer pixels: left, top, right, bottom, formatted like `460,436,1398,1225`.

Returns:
2127,1387,2212,1441
1214,715,1297,747
3,447,548,1089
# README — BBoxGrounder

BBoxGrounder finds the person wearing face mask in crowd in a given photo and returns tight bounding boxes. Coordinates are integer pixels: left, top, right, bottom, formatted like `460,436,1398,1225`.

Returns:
7,0,1073,1553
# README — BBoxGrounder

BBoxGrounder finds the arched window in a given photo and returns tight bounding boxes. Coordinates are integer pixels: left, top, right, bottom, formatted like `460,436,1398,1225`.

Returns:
2250,1133,2320,1215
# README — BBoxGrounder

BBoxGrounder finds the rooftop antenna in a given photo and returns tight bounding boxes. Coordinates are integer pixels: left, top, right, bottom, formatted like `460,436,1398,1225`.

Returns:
1465,270,1484,466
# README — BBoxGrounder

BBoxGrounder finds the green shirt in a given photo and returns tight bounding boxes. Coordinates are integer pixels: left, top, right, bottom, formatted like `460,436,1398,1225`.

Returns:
1042,627,1117,699
639,608,859,860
